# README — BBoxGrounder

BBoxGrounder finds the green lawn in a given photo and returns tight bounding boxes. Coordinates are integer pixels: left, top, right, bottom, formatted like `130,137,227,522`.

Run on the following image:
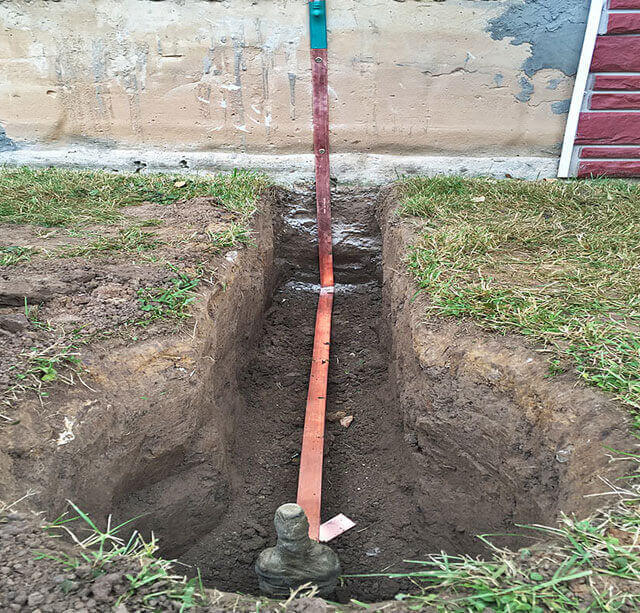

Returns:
0,166,268,228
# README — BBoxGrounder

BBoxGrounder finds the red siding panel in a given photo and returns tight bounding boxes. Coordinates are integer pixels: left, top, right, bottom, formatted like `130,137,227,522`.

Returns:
576,112,640,145
594,75,640,91
610,0,640,8
591,37,640,72
591,93,640,109
578,160,640,177
581,147,640,158
608,13,640,35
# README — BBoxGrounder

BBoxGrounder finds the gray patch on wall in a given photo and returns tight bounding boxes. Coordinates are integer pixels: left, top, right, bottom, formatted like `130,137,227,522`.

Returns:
515,77,534,102
0,125,16,151
487,0,589,78
551,99,571,115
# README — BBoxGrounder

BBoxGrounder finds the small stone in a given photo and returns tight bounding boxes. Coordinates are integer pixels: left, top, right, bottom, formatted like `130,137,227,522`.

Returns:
59,579,79,594
0,313,29,332
339,415,354,428
27,592,44,607
286,597,330,613
91,577,112,601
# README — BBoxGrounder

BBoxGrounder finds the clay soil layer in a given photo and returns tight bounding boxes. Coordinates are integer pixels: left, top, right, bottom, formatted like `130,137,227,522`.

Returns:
0,185,633,606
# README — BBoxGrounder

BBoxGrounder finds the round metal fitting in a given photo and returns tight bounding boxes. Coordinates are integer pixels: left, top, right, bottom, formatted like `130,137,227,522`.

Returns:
315,57,323,63
318,148,326,155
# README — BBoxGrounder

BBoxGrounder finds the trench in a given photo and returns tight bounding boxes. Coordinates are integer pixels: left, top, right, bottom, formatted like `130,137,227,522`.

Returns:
3,186,630,603
172,187,443,601
150,187,564,601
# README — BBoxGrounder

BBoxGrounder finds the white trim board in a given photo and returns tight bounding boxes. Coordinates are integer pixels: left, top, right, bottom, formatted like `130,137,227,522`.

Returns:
558,0,607,178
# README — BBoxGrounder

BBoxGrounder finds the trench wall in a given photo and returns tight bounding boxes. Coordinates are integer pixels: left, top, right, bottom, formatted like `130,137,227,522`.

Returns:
0,0,587,159
0,195,277,554
378,187,633,549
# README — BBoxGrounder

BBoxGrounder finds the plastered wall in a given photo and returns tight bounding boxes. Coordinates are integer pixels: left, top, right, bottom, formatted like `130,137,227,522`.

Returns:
0,0,588,158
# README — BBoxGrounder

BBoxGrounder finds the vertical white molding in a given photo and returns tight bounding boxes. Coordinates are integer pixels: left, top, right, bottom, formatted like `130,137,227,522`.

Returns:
558,0,606,178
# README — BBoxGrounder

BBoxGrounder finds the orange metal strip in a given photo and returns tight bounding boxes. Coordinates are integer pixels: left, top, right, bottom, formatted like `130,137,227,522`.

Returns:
297,2,333,542
297,287,334,540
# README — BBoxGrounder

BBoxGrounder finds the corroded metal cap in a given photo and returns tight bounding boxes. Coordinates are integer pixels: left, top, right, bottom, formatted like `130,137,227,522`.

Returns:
255,503,341,597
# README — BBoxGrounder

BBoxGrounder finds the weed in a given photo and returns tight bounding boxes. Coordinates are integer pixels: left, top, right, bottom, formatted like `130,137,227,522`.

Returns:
39,501,207,610
136,272,200,323
8,339,82,398
0,246,37,266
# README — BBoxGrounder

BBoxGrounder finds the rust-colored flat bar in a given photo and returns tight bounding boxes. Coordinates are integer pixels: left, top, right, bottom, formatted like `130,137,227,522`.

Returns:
297,287,334,540
311,48,334,289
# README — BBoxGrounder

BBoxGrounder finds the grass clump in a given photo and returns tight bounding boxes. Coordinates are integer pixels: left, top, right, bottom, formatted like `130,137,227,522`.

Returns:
136,271,200,324
0,167,270,228
39,501,206,610
399,176,640,417
6,337,82,402
0,246,37,266
56,227,162,258
207,222,255,252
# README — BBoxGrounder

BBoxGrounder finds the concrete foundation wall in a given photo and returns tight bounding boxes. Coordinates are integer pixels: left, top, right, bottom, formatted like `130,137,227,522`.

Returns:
0,0,588,158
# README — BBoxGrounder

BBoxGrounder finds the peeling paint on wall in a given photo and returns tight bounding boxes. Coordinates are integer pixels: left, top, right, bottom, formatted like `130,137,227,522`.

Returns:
488,0,588,106
515,77,534,103
0,125,16,151
488,0,589,78
551,99,571,115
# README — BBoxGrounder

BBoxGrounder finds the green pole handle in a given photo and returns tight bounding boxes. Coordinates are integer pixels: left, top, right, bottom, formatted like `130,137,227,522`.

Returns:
309,1,327,50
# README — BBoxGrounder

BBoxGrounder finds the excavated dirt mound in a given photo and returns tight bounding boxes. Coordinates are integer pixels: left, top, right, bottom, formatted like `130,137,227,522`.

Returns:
0,185,633,606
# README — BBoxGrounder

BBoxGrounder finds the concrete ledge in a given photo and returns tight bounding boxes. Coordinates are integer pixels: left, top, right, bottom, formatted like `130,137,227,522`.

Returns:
0,147,559,184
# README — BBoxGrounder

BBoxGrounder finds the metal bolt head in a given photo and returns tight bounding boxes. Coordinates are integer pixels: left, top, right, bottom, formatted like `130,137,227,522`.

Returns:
318,148,326,154
315,57,323,63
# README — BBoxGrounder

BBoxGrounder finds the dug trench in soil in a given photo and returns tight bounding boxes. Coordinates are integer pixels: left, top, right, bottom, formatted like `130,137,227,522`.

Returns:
0,185,633,605
173,186,632,602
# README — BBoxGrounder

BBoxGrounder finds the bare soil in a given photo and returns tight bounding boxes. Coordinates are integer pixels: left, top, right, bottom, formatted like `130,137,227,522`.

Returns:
0,195,246,403
0,185,633,608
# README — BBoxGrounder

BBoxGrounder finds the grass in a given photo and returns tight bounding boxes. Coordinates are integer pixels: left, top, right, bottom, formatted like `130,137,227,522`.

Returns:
136,271,200,324
400,176,640,419
366,176,640,611
38,501,207,610
0,168,270,408
55,227,162,258
0,245,37,266
207,222,255,252
6,337,83,401
0,167,270,228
